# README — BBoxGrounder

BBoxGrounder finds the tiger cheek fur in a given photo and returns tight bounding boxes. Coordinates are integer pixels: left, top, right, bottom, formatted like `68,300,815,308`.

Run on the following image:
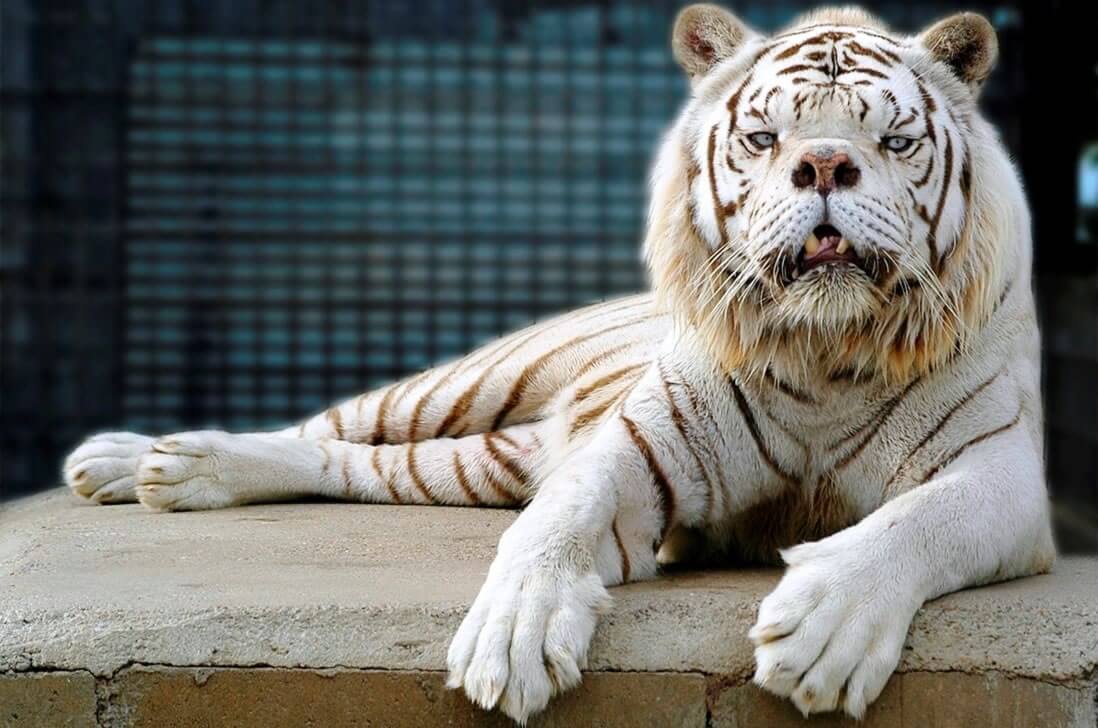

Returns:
62,5,1051,724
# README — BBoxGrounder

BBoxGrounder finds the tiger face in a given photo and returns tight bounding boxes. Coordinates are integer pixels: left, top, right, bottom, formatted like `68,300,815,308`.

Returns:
649,5,1007,382
698,28,971,326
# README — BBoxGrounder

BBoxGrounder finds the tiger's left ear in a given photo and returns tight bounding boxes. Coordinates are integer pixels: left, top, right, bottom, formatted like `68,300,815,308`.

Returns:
919,13,998,92
672,4,753,86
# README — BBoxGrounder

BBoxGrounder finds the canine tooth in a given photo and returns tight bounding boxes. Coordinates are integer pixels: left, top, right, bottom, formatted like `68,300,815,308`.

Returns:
835,237,850,255
804,233,820,255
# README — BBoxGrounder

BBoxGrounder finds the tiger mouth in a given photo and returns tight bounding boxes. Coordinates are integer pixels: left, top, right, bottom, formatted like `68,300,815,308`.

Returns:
797,224,861,274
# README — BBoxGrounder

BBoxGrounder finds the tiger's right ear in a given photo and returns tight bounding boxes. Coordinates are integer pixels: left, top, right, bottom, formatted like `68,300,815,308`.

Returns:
672,4,752,85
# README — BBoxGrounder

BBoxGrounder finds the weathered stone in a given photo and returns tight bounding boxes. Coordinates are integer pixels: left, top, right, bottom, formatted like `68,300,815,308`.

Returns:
0,672,97,728
2,489,1097,727
708,672,1097,728
898,672,1096,728
3,491,1096,684
106,667,706,728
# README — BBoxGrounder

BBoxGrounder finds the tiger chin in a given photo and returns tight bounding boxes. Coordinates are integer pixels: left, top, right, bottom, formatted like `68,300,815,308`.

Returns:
63,4,1054,724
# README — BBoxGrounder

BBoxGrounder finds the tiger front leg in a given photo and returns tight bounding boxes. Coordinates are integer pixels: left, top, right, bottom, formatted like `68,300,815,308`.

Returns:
750,420,1055,718
446,398,688,722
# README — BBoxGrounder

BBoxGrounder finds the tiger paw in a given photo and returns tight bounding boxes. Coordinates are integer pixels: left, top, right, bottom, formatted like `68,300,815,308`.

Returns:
64,432,154,504
134,431,251,511
749,540,919,718
446,550,611,722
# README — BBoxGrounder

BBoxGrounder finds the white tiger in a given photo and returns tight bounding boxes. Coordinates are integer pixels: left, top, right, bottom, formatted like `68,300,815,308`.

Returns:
63,5,1054,723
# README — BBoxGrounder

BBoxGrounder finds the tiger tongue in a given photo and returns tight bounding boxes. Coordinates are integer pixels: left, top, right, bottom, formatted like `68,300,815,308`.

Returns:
800,224,855,271
813,224,842,251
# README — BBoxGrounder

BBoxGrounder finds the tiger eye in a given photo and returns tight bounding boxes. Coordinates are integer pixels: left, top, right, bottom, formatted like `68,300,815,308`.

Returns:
883,136,914,152
748,132,777,149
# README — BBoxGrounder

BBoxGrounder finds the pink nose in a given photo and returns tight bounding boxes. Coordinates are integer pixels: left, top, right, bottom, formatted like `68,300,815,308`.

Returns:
791,152,861,194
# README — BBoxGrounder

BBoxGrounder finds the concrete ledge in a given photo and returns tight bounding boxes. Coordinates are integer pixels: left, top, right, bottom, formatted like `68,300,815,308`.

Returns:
3,489,1097,726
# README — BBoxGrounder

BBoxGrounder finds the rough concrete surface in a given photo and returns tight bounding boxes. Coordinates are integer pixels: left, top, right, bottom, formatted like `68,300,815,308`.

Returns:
2,488,1097,726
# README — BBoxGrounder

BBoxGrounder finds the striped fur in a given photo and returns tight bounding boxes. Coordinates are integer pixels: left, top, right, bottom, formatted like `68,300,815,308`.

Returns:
64,6,1052,724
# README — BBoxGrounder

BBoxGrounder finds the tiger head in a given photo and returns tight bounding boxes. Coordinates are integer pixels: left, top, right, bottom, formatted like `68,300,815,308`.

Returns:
645,5,1027,385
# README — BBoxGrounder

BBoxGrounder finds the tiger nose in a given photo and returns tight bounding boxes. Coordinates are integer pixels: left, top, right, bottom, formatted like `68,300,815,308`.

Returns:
791,151,860,195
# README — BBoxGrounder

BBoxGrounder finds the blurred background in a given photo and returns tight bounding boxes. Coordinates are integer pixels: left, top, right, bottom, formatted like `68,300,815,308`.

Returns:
1,1,1094,546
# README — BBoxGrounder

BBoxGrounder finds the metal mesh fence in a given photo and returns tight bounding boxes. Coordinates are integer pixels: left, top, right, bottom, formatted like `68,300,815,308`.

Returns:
2,1,1080,503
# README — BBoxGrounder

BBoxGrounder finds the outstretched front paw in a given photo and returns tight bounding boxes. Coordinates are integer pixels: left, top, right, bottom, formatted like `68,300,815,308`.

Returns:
749,542,919,719
64,432,154,504
446,551,611,723
135,430,242,511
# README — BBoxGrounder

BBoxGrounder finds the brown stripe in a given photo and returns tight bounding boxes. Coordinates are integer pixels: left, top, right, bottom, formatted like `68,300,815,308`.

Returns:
960,153,972,203
927,131,954,271
408,367,461,440
382,369,436,439
761,405,810,456
405,443,436,504
492,431,522,450
660,369,715,524
773,25,896,46
297,422,307,438
371,447,403,504
385,370,430,419
621,414,676,538
918,80,938,116
456,294,647,376
452,452,481,505
573,341,635,379
848,67,888,79
779,62,828,76
834,377,921,470
914,153,935,190
490,317,653,431
885,91,902,125
991,280,1014,317
318,440,333,474
828,367,859,384
846,40,893,66
736,137,758,157
370,386,397,445
886,371,1001,490
612,519,631,583
763,368,817,405
920,409,1022,483
569,385,634,437
773,31,850,61
484,469,522,504
434,325,548,437
574,362,648,403
707,125,733,243
436,298,649,439
483,432,529,486
891,111,917,131
326,407,344,440
880,46,902,63
679,378,730,521
341,455,352,499
729,378,798,485
726,66,756,115
901,141,924,161
746,106,767,123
